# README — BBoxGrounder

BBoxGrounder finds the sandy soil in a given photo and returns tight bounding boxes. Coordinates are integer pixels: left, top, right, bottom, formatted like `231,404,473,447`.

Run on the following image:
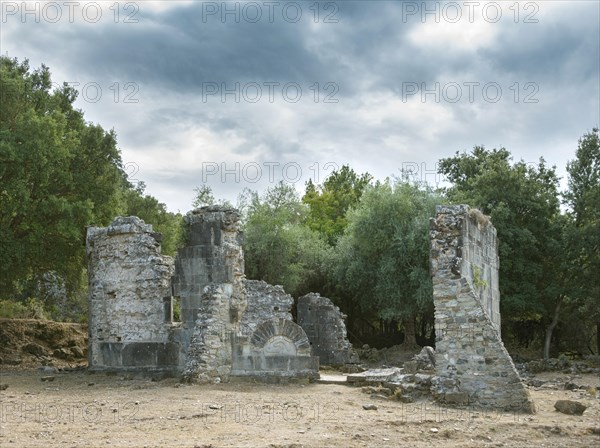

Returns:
1,369,598,448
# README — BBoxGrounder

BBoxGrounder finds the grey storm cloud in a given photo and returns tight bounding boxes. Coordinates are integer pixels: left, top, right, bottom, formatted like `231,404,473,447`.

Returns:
1,0,598,212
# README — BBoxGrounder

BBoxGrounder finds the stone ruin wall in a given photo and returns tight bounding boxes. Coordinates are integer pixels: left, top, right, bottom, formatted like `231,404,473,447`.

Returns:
85,207,366,381
297,293,359,366
172,207,245,328
430,205,535,413
175,207,247,382
86,217,177,371
241,280,294,336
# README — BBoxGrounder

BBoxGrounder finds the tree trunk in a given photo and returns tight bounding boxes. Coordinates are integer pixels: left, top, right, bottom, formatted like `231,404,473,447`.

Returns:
402,316,418,349
544,298,563,360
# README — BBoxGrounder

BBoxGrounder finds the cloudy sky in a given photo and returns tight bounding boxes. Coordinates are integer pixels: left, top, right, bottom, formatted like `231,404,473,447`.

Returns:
2,1,599,212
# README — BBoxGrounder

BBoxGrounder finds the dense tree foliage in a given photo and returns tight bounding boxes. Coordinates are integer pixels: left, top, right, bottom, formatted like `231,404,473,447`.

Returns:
0,57,123,296
302,165,372,244
242,182,330,298
438,146,590,356
331,180,441,347
0,57,181,320
564,129,600,354
121,182,183,256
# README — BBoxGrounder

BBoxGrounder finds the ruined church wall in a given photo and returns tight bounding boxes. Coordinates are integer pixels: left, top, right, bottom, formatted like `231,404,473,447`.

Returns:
86,217,177,371
240,280,293,336
178,207,246,382
297,293,358,366
86,207,342,381
172,206,245,326
430,205,535,413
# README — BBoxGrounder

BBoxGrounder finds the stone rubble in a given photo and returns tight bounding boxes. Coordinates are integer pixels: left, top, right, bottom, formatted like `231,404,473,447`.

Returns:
554,399,587,415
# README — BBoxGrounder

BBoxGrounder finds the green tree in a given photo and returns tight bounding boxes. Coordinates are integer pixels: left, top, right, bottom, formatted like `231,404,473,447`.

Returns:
191,184,232,209
565,128,600,354
333,179,441,347
122,182,184,256
0,57,125,299
438,147,564,356
243,182,330,297
192,185,216,208
303,165,372,244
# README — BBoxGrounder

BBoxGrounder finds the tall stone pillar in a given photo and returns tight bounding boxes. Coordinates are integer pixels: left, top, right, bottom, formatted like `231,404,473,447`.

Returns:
173,206,246,382
430,205,535,413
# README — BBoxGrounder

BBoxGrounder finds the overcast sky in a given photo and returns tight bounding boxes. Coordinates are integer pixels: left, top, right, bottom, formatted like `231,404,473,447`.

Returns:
2,1,599,213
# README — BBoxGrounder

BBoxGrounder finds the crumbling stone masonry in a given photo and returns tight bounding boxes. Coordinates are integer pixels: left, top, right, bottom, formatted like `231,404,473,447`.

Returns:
92,205,317,382
174,207,246,381
178,209,318,382
86,217,177,372
429,205,535,413
87,206,363,381
172,206,245,327
297,293,359,366
232,280,319,381
241,280,294,336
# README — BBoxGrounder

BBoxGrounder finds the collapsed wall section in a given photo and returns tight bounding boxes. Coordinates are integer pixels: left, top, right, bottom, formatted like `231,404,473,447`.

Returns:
241,280,293,336
86,217,177,371
297,293,358,366
430,205,535,413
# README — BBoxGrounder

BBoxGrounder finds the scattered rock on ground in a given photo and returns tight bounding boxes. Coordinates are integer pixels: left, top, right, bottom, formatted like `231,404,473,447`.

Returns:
22,343,48,357
53,348,73,360
413,346,435,370
554,400,587,415
70,346,85,358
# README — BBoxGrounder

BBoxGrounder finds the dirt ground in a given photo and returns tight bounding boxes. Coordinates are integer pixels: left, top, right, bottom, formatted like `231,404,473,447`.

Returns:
1,368,599,448
1,319,598,447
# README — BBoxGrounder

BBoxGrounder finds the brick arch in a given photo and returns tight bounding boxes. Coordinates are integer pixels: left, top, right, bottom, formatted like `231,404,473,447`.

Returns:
251,318,311,356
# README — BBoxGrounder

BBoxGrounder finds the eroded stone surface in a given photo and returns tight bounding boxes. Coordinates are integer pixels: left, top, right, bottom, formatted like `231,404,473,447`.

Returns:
178,207,246,382
86,216,176,371
183,283,244,382
241,280,293,336
430,205,535,413
297,293,359,366
173,206,245,326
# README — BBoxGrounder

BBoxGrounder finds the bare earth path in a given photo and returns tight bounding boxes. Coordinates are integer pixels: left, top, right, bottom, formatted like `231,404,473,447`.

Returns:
1,370,598,447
